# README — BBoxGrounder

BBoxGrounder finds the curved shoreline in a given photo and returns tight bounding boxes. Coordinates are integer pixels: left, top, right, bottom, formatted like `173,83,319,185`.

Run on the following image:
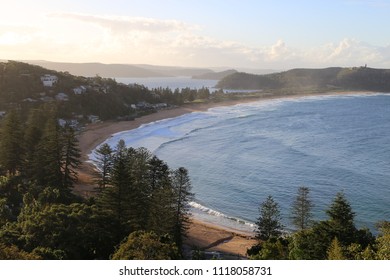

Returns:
78,91,377,161
76,91,377,257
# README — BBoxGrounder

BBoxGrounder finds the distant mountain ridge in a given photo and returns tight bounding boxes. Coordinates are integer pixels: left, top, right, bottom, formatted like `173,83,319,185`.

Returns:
18,60,278,79
217,67,390,92
192,69,238,80
22,60,214,78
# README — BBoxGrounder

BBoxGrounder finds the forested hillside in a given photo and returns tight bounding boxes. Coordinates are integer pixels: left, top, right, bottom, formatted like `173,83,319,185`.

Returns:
0,106,193,259
217,67,390,93
0,61,214,123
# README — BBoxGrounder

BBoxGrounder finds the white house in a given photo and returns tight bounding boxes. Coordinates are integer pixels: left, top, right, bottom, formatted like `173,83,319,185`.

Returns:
57,119,79,128
73,86,87,95
41,74,58,87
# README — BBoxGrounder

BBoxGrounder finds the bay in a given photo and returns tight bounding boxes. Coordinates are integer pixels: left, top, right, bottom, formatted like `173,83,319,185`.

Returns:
115,76,219,90
92,93,390,233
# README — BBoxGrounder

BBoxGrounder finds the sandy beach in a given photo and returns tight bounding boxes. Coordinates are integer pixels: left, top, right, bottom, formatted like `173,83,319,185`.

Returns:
75,91,375,258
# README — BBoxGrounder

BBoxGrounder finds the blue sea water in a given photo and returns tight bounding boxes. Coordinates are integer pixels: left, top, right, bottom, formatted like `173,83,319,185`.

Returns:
91,93,390,233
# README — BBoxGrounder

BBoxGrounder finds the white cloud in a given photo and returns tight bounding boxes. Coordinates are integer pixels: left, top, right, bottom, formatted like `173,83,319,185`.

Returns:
267,40,290,60
309,38,386,67
0,12,389,69
51,13,197,34
0,31,31,45
0,25,40,46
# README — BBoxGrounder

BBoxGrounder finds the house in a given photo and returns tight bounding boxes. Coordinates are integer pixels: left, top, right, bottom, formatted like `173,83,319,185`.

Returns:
73,86,87,95
40,74,58,87
88,115,100,123
58,119,79,128
55,92,69,101
58,118,67,127
153,103,168,110
136,101,153,109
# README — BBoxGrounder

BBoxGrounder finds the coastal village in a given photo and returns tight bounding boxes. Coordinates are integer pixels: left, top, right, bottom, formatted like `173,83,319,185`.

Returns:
0,66,171,128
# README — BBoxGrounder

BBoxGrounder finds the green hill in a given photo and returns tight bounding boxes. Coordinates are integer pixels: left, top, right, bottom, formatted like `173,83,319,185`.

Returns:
217,67,390,93
0,61,179,121
0,61,227,123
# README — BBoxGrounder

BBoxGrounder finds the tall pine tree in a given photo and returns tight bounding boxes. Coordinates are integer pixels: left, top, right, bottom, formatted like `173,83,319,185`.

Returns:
171,167,194,251
0,110,24,175
23,108,45,179
61,124,81,188
256,195,283,241
93,143,114,191
146,156,175,236
291,186,313,231
326,192,357,245
36,114,63,188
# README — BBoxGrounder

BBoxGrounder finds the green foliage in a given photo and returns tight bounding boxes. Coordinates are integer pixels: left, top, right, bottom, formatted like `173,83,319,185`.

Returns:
16,198,116,259
376,221,390,260
291,186,313,231
97,141,142,240
0,197,12,226
255,195,283,241
250,238,289,260
36,112,63,187
23,108,46,178
31,247,67,260
0,110,24,175
327,237,346,260
288,192,379,260
0,175,25,221
95,140,194,253
326,192,357,245
93,143,114,190
288,229,318,260
346,243,376,260
0,107,82,202
146,156,175,236
111,231,179,260
0,242,41,260
171,167,194,250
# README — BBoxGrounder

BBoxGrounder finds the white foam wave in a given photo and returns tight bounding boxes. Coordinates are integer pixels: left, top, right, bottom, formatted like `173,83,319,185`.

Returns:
189,201,256,228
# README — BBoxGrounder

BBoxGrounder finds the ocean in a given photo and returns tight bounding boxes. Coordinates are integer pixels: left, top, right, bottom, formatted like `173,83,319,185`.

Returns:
90,93,390,234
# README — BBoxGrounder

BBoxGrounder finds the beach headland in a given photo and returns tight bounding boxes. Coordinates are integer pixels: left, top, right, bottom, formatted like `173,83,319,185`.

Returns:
75,91,376,258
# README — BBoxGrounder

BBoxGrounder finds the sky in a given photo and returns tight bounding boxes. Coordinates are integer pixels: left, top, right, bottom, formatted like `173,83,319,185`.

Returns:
1,0,390,69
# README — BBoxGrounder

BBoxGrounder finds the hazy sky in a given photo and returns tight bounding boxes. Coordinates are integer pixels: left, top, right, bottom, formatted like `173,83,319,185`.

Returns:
1,0,390,69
